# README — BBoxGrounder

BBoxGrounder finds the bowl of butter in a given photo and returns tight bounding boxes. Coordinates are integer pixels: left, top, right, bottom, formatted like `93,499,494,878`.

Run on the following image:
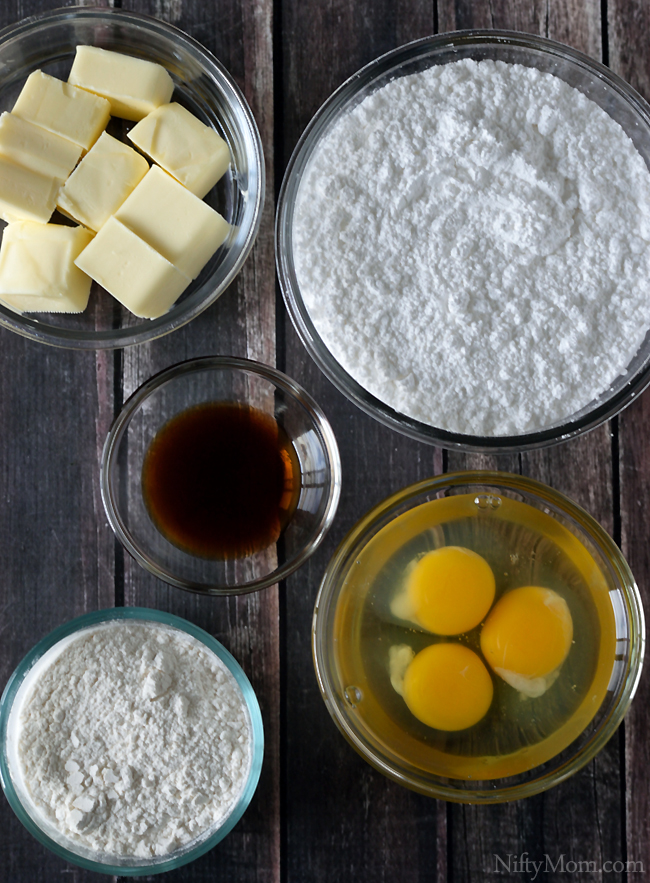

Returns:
0,7,264,348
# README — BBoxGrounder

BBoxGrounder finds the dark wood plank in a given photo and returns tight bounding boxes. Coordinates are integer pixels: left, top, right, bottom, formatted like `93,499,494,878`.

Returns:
0,1,117,880
281,377,447,883
618,401,650,876
439,0,545,34
0,0,278,880
0,0,639,880
0,344,118,883
114,1,280,881
439,0,602,56
280,2,456,881
609,1,650,875
437,1,624,880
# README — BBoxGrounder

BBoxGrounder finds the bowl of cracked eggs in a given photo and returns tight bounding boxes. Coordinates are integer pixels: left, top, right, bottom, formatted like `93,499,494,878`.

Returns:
277,31,650,451
0,7,263,348
312,472,644,802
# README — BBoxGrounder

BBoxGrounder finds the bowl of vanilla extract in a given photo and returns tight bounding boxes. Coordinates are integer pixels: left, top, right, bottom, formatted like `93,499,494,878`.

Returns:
101,356,342,593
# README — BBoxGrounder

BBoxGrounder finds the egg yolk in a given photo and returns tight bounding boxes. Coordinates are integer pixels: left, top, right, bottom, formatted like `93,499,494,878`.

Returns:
402,643,494,731
406,546,495,635
480,586,574,698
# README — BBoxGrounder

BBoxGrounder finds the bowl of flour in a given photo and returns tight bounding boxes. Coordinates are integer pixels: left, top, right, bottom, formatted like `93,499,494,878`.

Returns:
277,31,650,451
0,608,263,875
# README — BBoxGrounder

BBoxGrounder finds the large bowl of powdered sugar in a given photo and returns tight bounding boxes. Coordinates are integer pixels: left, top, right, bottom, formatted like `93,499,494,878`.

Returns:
0,607,264,875
277,31,650,451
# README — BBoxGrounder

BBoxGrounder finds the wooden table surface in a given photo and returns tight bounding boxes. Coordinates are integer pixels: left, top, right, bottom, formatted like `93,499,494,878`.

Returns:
1,0,649,881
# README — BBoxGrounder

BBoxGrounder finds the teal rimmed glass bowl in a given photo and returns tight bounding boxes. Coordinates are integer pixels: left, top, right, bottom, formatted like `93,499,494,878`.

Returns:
0,607,264,875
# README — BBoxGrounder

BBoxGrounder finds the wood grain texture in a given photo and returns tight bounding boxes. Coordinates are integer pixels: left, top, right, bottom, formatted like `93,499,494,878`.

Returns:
619,400,650,877
0,0,646,880
438,0,546,35
440,1,625,880
609,2,650,877
0,1,116,879
279,1,453,880
0,345,117,883
0,0,279,880
609,0,650,98
117,0,280,881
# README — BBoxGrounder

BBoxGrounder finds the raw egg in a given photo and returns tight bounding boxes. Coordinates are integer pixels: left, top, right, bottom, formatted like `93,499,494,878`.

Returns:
480,586,574,698
388,644,414,696
393,546,495,635
394,642,494,731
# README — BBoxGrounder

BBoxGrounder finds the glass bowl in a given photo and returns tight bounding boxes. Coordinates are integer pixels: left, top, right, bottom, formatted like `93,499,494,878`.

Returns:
312,471,645,803
101,356,341,594
0,7,263,349
276,31,650,452
0,607,264,875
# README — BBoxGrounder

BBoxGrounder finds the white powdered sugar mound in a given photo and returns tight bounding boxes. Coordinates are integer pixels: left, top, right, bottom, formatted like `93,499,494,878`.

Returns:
292,59,650,436
9,621,252,859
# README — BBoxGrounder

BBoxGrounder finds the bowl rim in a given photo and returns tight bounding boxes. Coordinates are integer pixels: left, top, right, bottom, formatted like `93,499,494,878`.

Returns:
311,470,645,803
0,6,265,350
0,606,265,875
276,29,650,452
100,355,342,595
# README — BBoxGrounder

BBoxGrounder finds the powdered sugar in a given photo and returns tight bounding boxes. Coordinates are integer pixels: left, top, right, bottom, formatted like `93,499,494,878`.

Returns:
293,59,650,436
8,620,252,859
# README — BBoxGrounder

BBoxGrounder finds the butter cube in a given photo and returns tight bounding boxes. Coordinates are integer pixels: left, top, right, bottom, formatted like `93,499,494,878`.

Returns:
74,217,190,319
0,113,82,182
0,155,58,223
115,165,229,279
12,71,110,151
128,103,230,198
57,132,149,232
0,222,94,313
69,46,174,122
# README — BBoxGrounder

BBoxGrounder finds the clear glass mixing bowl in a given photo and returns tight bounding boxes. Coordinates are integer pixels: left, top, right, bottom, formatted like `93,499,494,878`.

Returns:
312,471,644,802
276,31,650,452
101,356,342,594
0,7,264,348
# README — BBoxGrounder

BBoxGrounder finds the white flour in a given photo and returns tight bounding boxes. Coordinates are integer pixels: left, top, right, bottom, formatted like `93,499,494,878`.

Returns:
293,59,650,436
9,621,252,859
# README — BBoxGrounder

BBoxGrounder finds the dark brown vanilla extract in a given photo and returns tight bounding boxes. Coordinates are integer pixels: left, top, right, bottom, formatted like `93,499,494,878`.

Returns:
142,401,301,559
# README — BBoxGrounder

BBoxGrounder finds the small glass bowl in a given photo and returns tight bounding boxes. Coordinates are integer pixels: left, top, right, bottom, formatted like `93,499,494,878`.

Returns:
0,7,263,349
312,471,645,803
0,607,264,875
101,356,341,594
276,31,650,452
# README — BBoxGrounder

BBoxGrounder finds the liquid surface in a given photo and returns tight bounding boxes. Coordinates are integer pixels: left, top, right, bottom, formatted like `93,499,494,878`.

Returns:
333,494,617,780
142,402,300,559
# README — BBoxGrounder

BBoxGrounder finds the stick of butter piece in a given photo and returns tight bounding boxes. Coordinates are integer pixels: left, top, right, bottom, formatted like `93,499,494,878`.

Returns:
115,165,229,279
0,155,59,224
0,222,94,313
12,71,110,152
57,132,149,232
0,113,82,182
128,102,230,198
69,46,174,122
74,216,190,319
